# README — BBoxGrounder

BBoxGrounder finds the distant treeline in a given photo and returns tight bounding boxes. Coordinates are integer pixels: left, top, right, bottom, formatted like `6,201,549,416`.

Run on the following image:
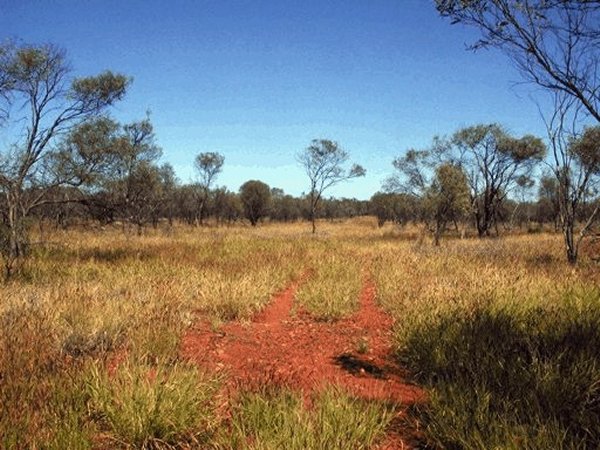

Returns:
25,179,598,235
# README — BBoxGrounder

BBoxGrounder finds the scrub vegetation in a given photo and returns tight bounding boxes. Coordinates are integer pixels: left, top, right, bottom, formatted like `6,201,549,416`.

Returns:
2,2,600,447
1,219,599,449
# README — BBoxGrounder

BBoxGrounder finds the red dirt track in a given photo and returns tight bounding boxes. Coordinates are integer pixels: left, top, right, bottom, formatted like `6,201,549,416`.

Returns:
182,269,424,448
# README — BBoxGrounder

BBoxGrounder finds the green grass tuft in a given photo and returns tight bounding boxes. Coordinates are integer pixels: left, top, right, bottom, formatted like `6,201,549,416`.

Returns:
219,386,395,449
402,293,600,449
85,360,220,448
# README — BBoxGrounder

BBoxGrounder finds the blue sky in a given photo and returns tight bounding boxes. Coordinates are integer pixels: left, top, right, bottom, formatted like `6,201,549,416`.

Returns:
1,0,550,199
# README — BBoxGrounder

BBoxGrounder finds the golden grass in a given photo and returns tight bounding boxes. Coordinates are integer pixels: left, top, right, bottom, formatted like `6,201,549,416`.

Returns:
1,219,599,448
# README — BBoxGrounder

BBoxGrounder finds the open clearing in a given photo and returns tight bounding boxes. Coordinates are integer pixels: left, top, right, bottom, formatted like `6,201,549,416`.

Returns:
1,218,600,449
182,270,424,448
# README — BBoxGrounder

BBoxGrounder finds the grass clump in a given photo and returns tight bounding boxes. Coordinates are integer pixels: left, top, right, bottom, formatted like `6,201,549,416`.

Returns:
373,236,600,449
220,386,394,449
296,250,362,321
85,359,219,448
406,297,600,449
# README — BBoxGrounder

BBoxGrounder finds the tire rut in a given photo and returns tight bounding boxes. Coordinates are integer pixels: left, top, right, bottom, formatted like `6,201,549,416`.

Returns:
181,267,424,449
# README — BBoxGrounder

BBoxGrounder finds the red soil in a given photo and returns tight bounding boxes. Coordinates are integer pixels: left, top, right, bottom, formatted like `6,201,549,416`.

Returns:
181,269,425,449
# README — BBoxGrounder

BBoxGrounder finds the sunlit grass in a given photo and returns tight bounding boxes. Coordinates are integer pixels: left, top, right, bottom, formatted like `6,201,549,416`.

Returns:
373,233,600,449
295,244,363,321
0,224,307,447
219,386,395,449
86,358,220,448
2,220,599,448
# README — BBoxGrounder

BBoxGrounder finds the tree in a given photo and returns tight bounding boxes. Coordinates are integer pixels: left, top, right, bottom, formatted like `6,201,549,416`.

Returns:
507,175,535,229
213,187,242,224
426,163,471,245
105,117,163,234
370,192,403,227
157,163,178,227
239,180,271,226
436,0,600,122
121,161,164,234
297,139,365,233
385,148,469,244
451,125,546,236
194,151,224,225
270,188,301,222
536,174,560,230
0,42,128,277
369,192,418,227
544,95,600,263
437,0,600,262
172,184,197,225
387,127,545,237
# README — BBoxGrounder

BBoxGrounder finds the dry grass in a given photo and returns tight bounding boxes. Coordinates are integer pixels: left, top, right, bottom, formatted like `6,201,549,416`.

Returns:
0,224,307,448
1,219,599,448
295,241,363,321
373,233,600,449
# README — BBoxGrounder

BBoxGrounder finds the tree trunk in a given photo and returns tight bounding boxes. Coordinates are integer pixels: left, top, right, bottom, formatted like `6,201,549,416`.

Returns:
564,218,578,264
310,195,317,234
434,221,442,246
559,191,578,264
4,195,26,280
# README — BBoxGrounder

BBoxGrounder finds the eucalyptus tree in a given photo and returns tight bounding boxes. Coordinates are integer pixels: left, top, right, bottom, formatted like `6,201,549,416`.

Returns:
239,180,271,226
0,42,128,277
213,187,242,225
436,0,600,122
451,124,546,236
103,117,163,234
157,163,178,227
426,163,471,245
536,174,560,230
297,139,365,233
543,94,600,263
194,151,224,225
386,147,470,244
370,192,418,227
386,126,545,237
437,0,600,261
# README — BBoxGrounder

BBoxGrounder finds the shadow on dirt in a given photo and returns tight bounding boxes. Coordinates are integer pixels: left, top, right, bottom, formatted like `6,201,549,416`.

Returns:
333,353,387,379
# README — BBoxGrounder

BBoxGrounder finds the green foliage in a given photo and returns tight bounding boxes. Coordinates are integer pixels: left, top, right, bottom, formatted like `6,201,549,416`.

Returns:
502,134,547,162
452,124,545,236
425,163,470,244
221,386,394,449
71,70,129,105
239,180,272,226
0,41,129,278
369,192,417,227
297,139,365,232
195,152,225,187
401,294,600,449
85,360,219,448
570,126,600,174
194,152,225,224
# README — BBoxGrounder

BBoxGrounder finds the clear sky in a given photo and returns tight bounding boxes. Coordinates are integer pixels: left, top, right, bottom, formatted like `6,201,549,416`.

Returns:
0,0,551,199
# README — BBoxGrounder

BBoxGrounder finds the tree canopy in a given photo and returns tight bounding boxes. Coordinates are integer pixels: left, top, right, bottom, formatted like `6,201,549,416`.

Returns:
297,139,365,233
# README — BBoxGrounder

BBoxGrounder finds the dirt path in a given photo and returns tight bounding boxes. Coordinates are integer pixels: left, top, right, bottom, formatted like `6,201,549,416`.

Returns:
181,269,424,448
